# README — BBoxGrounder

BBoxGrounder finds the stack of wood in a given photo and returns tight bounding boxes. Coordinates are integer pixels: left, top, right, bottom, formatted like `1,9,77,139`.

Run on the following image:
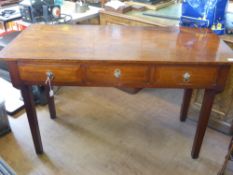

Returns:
125,0,176,11
103,0,176,13
0,0,22,7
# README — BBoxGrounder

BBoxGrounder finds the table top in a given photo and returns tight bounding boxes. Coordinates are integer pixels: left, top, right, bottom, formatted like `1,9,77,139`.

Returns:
0,5,21,22
1,24,233,65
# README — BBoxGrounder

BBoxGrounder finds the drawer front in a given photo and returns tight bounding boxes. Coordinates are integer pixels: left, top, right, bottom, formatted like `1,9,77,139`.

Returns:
100,14,132,26
152,66,218,88
18,62,82,84
86,65,150,86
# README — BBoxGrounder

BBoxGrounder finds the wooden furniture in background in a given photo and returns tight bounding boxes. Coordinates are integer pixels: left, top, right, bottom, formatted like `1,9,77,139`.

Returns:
100,10,178,26
0,25,233,159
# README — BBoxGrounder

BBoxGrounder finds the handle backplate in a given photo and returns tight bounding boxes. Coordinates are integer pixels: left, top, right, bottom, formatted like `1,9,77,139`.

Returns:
114,69,121,78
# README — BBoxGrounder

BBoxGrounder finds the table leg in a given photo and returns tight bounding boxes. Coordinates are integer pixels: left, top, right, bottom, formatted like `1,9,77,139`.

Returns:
45,86,56,119
21,85,43,154
191,89,216,159
180,89,193,122
3,22,7,32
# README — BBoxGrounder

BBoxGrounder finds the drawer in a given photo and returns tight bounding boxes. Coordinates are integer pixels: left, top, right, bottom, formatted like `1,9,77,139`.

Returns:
86,64,150,86
152,66,218,88
18,62,82,84
100,14,132,26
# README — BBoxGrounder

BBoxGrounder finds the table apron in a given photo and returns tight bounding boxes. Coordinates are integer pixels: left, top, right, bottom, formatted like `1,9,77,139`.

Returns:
13,61,228,90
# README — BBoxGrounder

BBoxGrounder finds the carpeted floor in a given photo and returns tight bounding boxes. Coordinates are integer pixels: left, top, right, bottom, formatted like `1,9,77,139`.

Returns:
0,87,231,175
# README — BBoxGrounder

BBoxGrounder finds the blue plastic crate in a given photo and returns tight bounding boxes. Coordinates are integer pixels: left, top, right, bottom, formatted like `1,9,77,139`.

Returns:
180,0,228,35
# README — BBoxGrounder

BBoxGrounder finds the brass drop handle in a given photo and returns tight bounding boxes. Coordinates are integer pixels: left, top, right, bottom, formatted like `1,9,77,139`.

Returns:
46,71,54,80
45,71,54,97
183,72,191,82
114,69,121,78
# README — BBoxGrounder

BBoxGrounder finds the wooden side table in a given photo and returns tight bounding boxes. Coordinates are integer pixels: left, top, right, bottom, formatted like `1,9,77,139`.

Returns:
0,25,233,159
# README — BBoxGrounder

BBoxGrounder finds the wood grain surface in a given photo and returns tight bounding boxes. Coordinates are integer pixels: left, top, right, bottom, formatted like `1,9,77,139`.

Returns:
0,24,233,64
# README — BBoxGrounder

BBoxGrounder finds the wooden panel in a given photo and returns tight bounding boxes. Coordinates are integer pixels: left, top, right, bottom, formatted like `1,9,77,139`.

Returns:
77,16,100,25
100,13,154,26
18,62,82,84
152,66,218,88
99,11,164,27
86,64,149,86
100,13,132,26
